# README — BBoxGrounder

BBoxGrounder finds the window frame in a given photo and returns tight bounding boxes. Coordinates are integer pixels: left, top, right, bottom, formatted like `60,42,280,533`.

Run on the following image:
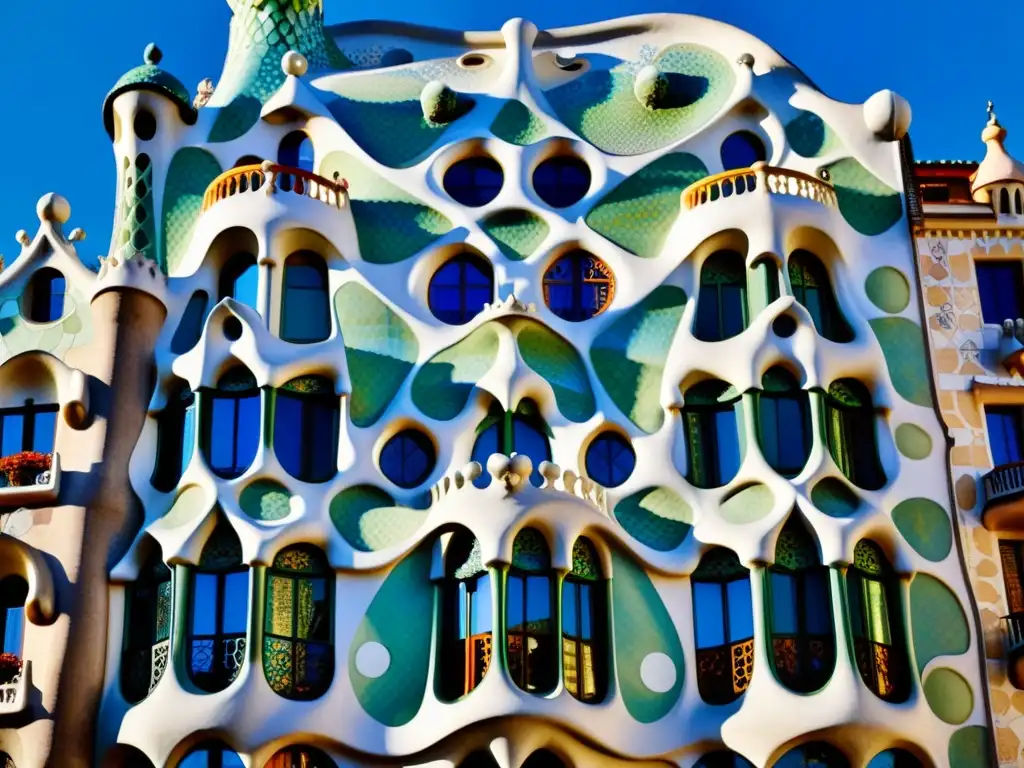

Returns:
788,250,852,343
683,384,742,489
443,156,504,207
505,568,557,694
974,259,1024,326
152,386,196,491
273,380,339,483
188,567,248,693
218,253,259,312
0,399,59,459
24,268,66,324
121,553,172,703
428,253,494,325
280,252,331,344
440,565,492,701
766,562,835,694
472,401,551,486
379,428,436,489
824,381,885,491
532,155,591,209
695,250,748,342
757,375,812,479
202,374,261,480
542,250,614,322
583,431,635,488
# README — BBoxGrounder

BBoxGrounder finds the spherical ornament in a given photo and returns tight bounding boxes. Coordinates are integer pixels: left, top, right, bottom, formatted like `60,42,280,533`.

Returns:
486,453,512,481
421,80,457,124
355,642,390,679
737,52,755,68
144,43,162,66
509,453,533,483
281,50,309,77
863,89,912,141
37,193,71,224
633,65,669,110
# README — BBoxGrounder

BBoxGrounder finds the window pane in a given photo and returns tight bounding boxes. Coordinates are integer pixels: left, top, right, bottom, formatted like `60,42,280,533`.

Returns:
803,570,832,635
266,575,294,636
726,577,754,642
714,408,741,482
777,397,807,472
471,423,500,488
235,394,261,472
181,402,197,477
525,576,552,632
192,573,218,636
308,400,338,480
562,581,579,636
2,607,22,655
209,398,237,472
32,410,57,454
1,414,23,457
759,398,778,468
866,579,891,644
507,576,524,631
848,573,866,638
512,418,550,485
471,575,492,635
274,394,302,477
223,571,249,634
233,263,259,311
721,284,745,338
988,408,1024,466
579,583,593,641
770,572,797,634
694,582,725,648
457,582,469,640
977,261,1024,325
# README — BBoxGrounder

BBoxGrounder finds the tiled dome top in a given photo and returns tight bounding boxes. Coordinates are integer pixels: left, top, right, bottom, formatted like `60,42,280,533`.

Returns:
102,44,196,139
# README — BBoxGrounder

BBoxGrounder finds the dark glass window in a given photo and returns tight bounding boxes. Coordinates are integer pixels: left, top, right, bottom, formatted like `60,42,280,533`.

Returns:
152,384,196,492
774,742,850,768
202,368,261,480
380,429,435,488
234,155,263,168
865,750,923,768
278,131,315,173
25,268,65,323
720,131,766,171
788,250,852,342
458,752,501,768
683,380,742,489
179,742,245,768
542,250,613,322
0,577,27,657
692,549,753,704
428,254,493,325
506,529,556,694
533,156,591,208
976,260,1024,325
847,540,909,702
281,252,330,343
695,251,747,341
757,368,811,478
172,291,210,354
0,400,58,460
263,546,333,700
134,109,157,141
521,751,565,768
1017,190,1023,215
562,538,605,702
919,184,950,203
443,157,503,207
189,520,248,693
274,376,338,483
987,406,1024,466
694,752,756,768
121,549,172,703
219,253,259,313
825,380,885,490
1002,188,1012,215
584,432,635,488
264,746,336,768
439,532,492,701
768,517,835,694
471,400,550,487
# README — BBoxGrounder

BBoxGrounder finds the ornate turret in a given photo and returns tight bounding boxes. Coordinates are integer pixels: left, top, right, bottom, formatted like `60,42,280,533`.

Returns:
971,102,1024,211
102,44,195,139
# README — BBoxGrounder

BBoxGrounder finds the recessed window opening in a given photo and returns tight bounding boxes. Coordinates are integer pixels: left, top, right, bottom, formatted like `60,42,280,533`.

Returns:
533,155,591,208
278,131,315,173
134,109,157,141
720,131,766,171
443,157,503,207
584,431,635,488
428,253,493,325
24,268,66,323
219,253,259,313
542,250,614,322
379,428,436,488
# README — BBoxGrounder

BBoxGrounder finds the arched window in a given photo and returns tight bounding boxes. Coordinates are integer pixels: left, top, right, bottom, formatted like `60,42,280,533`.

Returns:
428,254,493,325
1016,189,1023,216
757,368,811,479
439,531,492,701
24,268,66,323
234,155,263,168
458,752,500,768
263,546,333,700
122,547,172,703
1001,187,1012,215
0,398,58,461
533,155,591,208
202,368,260,480
0,577,27,659
824,380,885,490
188,519,248,693
692,548,754,704
562,537,606,702
584,431,635,488
443,157,504,207
219,253,258,313
695,251,747,342
683,380,743,489
152,383,196,492
521,752,565,768
788,251,852,342
172,291,209,354
865,749,924,768
273,376,338,483
179,741,245,767
379,428,436,488
265,746,336,768
695,752,756,768
506,528,556,694
774,743,850,768
542,250,614,322
768,517,835,694
278,132,315,173
720,131,767,171
471,400,551,487
848,540,909,702
281,252,330,343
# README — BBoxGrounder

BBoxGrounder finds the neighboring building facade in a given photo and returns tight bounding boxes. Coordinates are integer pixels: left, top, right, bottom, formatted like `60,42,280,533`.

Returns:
910,106,1024,766
0,2,995,766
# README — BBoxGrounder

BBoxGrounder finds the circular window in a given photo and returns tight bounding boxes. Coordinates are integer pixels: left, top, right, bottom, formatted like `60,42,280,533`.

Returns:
458,52,491,69
443,157,503,207
380,429,436,488
134,109,157,141
772,314,797,338
585,432,636,488
223,316,243,341
720,131,766,171
429,254,493,325
543,250,614,322
533,156,591,208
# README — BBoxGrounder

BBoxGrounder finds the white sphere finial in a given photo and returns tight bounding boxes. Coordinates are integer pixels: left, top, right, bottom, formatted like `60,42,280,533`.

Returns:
37,193,71,225
282,51,309,77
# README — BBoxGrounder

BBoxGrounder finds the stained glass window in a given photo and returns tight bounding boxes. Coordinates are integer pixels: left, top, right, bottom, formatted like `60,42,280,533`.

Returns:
768,517,835,694
25,268,65,323
0,399,58,461
153,384,196,492
122,547,172,703
533,156,591,208
281,252,330,343
439,531,492,701
179,741,245,768
584,431,635,488
774,742,850,768
562,538,605,702
219,253,259,313
203,368,260,480
692,548,754,704
0,577,27,657
443,157,503,207
683,380,742,489
695,250,747,342
428,254,493,325
263,545,333,700
471,400,551,487
506,528,556,694
757,368,811,479
542,250,614,322
848,540,908,702
788,251,852,343
264,746,336,768
274,376,338,483
825,380,885,490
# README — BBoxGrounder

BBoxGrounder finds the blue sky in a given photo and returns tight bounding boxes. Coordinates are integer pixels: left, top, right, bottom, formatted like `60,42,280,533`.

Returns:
2,0,1020,265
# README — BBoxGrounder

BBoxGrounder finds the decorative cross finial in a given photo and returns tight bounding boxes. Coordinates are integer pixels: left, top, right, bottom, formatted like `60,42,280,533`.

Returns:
988,100,997,123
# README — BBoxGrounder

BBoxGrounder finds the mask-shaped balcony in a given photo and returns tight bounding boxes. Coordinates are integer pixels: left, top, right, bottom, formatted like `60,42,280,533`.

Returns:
202,162,349,214
681,161,837,211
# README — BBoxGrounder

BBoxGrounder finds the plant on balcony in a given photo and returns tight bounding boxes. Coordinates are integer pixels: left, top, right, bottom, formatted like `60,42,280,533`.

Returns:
0,451,52,488
0,653,21,685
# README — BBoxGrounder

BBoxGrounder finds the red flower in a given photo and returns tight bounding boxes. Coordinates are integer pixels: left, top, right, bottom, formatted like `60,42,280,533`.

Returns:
0,451,52,487
0,653,22,684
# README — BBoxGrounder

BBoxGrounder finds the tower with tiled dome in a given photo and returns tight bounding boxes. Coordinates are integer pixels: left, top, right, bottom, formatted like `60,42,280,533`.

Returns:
0,2,997,766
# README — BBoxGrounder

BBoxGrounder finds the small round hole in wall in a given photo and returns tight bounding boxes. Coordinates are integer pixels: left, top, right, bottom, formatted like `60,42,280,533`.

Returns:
134,109,157,141
381,48,414,67
458,52,491,69
555,55,584,72
223,317,243,341
773,314,797,338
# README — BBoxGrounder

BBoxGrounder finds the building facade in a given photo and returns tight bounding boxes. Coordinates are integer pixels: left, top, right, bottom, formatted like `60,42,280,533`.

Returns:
0,1,996,766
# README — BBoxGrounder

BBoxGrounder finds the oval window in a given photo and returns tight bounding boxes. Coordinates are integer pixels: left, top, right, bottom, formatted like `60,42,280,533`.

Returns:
443,157,503,207
533,156,591,208
428,254,493,325
584,432,635,487
542,251,614,322
720,131,766,171
380,429,436,488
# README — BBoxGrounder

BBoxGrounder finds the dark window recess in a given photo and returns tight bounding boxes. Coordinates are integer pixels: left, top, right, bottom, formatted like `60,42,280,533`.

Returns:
281,252,330,343
757,368,812,478
825,380,886,491
134,109,157,141
561,538,605,703
919,184,950,203
219,253,259,312
379,429,436,488
720,131,767,171
788,250,852,343
171,291,210,354
505,529,557,695
988,406,1024,466
278,131,315,172
179,742,246,767
695,251,747,342
694,751,757,768
977,260,1024,325
428,254,493,325
444,157,503,207
439,532,492,701
0,577,27,656
533,156,591,208
774,743,850,768
274,377,338,483
25,268,66,323
584,432,635,488
542,250,614,322
683,380,742,489
264,746,336,767
151,385,195,492
471,400,551,487
121,551,172,703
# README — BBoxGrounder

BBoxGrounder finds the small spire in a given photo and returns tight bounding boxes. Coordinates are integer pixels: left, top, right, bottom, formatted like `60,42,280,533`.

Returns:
144,43,162,66
988,100,997,124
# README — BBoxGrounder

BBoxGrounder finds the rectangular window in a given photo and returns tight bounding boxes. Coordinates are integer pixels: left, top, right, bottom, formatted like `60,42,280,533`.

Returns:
987,407,1024,467
920,184,950,203
770,572,797,634
0,413,24,458
1000,541,1024,615
2,608,22,655
726,578,754,642
693,581,725,648
976,260,1024,326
